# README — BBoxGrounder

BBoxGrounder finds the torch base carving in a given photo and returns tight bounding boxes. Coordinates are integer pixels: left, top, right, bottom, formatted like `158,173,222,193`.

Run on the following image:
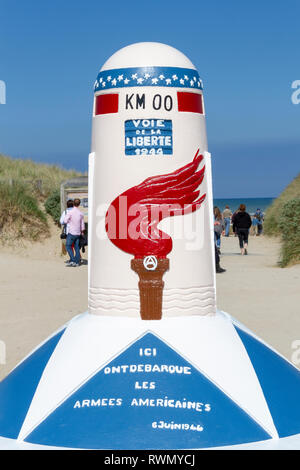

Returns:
131,258,169,320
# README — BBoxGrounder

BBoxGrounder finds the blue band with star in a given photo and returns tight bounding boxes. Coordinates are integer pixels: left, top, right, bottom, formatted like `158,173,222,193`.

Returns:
94,67,203,92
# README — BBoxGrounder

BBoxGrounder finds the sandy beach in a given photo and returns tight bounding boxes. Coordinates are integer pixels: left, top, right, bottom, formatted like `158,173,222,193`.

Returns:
0,230,299,380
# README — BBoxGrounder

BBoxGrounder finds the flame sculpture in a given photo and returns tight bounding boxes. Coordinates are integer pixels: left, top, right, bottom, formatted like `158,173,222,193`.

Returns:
106,149,206,320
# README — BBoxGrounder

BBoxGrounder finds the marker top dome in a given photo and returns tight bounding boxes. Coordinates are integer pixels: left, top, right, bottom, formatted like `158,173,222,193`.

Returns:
100,42,197,71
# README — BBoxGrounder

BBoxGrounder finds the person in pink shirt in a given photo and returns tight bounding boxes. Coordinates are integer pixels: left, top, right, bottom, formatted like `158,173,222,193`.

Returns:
64,198,85,267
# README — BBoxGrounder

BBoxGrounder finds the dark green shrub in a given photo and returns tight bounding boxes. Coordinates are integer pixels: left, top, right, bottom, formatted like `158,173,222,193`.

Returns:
44,188,61,224
278,198,300,267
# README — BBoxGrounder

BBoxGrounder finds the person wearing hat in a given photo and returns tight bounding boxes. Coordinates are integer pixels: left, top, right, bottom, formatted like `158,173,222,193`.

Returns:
254,208,264,236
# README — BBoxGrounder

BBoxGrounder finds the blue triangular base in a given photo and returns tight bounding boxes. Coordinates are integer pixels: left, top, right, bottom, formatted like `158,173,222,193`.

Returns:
0,330,65,439
235,326,300,439
25,333,270,449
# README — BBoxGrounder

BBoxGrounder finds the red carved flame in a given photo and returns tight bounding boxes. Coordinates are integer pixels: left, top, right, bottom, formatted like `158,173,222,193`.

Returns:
105,149,206,258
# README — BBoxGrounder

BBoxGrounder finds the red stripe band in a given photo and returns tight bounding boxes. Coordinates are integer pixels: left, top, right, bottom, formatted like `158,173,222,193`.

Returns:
95,94,119,115
177,91,203,114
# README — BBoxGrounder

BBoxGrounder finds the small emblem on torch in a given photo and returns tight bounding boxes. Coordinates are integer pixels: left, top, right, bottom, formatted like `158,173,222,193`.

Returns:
143,256,158,271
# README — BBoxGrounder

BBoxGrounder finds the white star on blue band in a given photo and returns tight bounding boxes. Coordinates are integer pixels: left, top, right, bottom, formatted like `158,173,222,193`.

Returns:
94,67,203,92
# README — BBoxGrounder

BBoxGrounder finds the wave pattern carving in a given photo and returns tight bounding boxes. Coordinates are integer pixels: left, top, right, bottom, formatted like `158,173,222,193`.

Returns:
88,286,216,316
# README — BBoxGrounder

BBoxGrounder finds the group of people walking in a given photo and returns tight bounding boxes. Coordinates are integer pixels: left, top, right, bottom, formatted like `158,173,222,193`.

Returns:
60,198,263,272
60,198,86,267
214,204,264,272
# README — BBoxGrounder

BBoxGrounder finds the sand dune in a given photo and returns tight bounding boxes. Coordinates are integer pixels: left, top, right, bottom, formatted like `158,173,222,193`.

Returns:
216,235,300,367
0,230,299,380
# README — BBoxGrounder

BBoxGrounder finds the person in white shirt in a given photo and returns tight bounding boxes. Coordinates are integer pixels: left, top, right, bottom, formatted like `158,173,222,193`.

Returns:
60,199,74,262
60,199,74,233
222,205,233,237
64,198,85,267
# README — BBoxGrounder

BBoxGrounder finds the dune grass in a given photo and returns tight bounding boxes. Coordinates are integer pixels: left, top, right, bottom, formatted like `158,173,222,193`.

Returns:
264,173,300,267
278,198,300,267
264,173,300,236
0,153,83,242
0,181,49,241
0,153,81,198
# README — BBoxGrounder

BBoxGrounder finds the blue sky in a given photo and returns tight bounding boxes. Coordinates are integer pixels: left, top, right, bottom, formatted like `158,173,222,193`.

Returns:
0,0,299,197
